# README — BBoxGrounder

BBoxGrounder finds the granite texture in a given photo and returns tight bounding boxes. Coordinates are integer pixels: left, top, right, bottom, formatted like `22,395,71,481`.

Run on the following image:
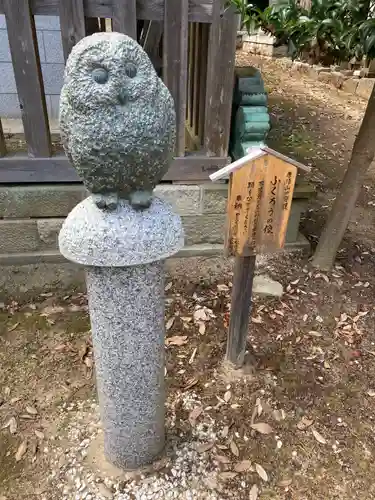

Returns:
86,262,165,469
59,196,184,267
59,32,176,210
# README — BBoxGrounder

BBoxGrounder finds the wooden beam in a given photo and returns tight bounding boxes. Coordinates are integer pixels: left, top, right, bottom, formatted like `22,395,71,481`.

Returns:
0,154,229,183
163,0,189,156
112,0,137,39
0,0,215,23
3,0,51,157
226,255,256,367
204,3,237,157
59,0,86,61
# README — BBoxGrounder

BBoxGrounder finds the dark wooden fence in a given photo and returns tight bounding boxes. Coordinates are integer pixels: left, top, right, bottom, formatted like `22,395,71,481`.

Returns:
0,0,237,184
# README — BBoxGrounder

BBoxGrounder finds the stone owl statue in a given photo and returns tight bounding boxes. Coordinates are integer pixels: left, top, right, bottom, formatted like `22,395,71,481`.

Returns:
59,32,176,210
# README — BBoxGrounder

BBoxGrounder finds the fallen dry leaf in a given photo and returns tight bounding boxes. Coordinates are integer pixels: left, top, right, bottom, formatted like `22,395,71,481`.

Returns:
203,473,220,491
217,284,229,292
366,389,375,397
2,417,17,434
196,441,215,453
223,391,232,403
340,312,348,322
166,317,175,331
193,308,208,322
312,428,327,444
216,454,231,464
8,322,20,332
278,478,293,487
255,463,268,482
84,356,93,369
198,322,206,335
15,440,28,462
308,331,323,337
188,406,203,426
97,483,113,499
164,282,172,291
234,460,252,472
251,316,263,324
272,409,286,422
184,377,198,390
26,406,38,416
219,472,237,481
165,335,187,346
230,440,239,457
297,416,314,430
216,444,228,450
34,430,44,440
189,347,197,364
40,305,65,316
249,484,259,500
222,425,229,438
9,417,17,435
251,423,273,435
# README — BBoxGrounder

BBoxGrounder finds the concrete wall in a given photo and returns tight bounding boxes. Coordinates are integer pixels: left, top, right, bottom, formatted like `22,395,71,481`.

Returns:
0,182,311,298
0,15,64,119
0,182,311,266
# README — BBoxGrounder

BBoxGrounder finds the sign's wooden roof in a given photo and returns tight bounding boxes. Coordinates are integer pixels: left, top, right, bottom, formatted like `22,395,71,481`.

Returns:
210,146,311,182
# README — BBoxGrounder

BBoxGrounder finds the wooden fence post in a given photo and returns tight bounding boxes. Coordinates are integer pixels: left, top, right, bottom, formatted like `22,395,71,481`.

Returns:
3,0,51,158
163,0,189,156
59,0,86,61
204,3,237,157
112,0,137,40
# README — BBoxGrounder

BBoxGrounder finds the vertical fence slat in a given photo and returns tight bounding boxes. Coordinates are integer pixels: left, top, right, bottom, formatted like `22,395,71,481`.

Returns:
59,0,85,61
164,0,189,157
186,23,194,127
143,21,163,74
198,23,208,143
3,0,51,157
192,23,200,137
0,120,6,157
112,0,137,39
204,2,237,157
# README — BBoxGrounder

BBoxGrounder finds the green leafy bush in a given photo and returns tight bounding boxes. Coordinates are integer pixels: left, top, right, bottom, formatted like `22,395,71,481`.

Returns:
231,0,375,64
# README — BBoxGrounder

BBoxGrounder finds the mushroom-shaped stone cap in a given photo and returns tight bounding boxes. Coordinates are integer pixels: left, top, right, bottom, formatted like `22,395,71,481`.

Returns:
59,196,184,267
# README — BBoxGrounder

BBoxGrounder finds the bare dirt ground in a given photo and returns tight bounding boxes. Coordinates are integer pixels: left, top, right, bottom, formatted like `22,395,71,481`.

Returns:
2,55,375,500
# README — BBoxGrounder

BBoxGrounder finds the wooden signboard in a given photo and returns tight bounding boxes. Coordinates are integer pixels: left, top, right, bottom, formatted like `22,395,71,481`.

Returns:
226,154,297,256
210,146,311,368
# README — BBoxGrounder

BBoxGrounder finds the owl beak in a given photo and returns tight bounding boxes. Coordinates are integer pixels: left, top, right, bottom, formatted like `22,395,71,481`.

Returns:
118,90,127,106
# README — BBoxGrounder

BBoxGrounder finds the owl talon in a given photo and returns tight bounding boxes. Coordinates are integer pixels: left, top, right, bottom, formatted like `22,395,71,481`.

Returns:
129,191,152,210
92,193,118,211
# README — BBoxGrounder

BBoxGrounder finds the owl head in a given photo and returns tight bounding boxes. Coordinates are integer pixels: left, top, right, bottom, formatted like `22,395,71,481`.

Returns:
62,32,160,113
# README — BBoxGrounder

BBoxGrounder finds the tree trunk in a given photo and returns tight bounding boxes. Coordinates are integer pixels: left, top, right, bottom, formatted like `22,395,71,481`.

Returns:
312,84,375,270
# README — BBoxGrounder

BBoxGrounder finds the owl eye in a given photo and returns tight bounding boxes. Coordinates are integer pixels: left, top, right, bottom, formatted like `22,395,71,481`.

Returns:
92,68,109,84
125,63,137,78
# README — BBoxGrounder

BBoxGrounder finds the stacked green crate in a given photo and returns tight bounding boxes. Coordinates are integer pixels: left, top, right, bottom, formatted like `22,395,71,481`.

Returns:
230,67,270,160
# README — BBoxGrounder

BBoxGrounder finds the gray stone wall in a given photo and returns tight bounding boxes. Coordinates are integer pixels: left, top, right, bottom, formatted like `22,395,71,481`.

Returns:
0,183,311,266
0,15,64,119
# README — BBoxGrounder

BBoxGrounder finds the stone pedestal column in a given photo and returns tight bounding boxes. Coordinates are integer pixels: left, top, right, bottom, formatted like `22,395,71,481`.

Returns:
59,197,184,469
